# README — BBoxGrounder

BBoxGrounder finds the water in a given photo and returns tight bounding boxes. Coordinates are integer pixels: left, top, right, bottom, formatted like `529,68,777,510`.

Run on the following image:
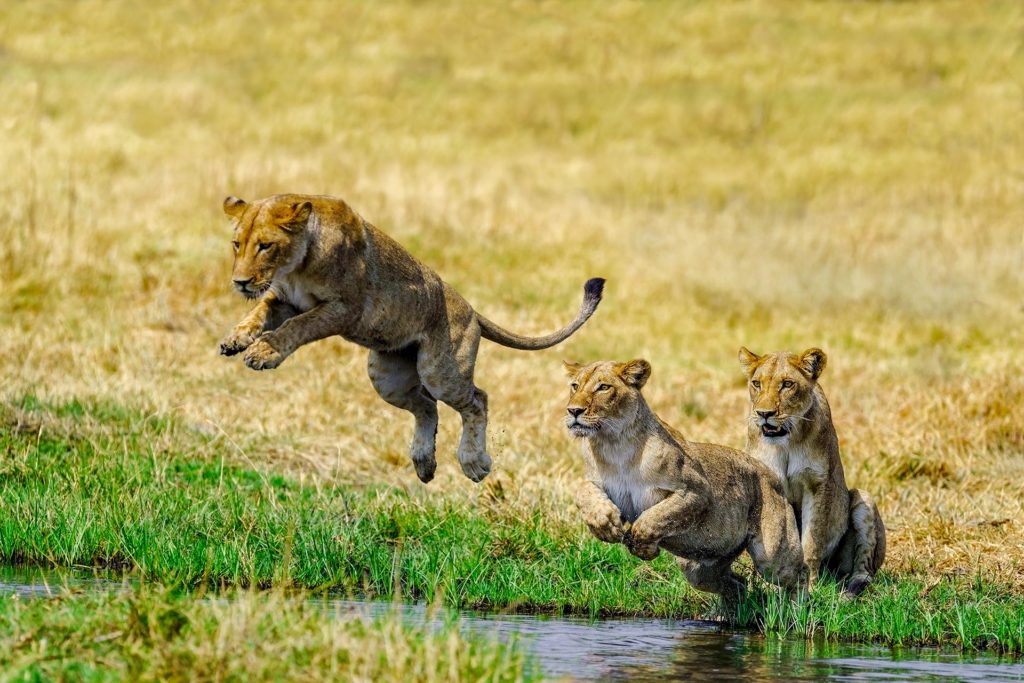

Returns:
3,566,1023,682
0,564,129,598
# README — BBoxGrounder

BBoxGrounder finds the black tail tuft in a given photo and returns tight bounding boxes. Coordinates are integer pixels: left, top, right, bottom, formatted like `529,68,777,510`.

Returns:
584,277,606,303
477,276,606,351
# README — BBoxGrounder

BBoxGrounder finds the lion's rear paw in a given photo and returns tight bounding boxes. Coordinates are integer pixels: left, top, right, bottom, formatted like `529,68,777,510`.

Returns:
843,574,872,599
410,432,437,484
413,456,437,484
459,452,492,483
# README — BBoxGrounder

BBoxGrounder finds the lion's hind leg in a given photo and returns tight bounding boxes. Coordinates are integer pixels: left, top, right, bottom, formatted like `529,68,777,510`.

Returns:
368,347,439,483
416,323,491,483
831,489,885,598
748,489,806,592
679,557,746,614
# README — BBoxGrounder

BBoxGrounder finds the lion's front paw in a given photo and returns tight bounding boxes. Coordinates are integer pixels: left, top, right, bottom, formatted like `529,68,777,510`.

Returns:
219,327,259,356
624,523,661,561
583,506,625,544
243,337,286,371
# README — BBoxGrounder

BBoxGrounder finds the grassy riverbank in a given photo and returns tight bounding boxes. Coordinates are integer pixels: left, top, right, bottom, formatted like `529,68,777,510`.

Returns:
3,398,1024,655
2,0,1023,599
0,585,532,682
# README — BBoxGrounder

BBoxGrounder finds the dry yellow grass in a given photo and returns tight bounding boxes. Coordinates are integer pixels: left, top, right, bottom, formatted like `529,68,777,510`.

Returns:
1,1,1023,590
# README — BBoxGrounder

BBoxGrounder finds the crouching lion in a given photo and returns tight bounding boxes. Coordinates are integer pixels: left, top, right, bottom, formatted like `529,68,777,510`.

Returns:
564,359,804,608
738,347,886,596
219,193,605,483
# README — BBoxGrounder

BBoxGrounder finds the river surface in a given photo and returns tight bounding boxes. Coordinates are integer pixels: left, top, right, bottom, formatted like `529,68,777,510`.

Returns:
3,565,1023,682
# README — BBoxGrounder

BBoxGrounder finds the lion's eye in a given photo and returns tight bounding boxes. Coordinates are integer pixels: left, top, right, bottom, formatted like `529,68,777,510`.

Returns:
751,380,761,390
781,380,795,389
570,383,579,392
257,242,272,253
596,384,612,392
231,241,240,252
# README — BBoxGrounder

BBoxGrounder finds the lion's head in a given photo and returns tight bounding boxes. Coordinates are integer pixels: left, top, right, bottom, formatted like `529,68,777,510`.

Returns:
562,359,652,438
223,195,314,299
738,347,826,442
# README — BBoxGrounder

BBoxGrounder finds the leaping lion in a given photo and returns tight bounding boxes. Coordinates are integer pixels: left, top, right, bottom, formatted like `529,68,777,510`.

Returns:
219,193,604,484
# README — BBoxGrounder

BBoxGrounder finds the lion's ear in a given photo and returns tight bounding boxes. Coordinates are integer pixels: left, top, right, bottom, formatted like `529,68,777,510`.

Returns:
563,360,583,379
798,348,827,381
223,196,247,219
617,359,651,389
273,201,313,232
738,347,761,376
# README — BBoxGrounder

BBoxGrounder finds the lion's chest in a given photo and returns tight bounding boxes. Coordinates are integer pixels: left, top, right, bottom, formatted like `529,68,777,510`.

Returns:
604,472,663,524
751,441,824,506
272,279,321,313
595,447,665,523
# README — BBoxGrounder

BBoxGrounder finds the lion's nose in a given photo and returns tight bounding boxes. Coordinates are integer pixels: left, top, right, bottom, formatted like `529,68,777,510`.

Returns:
567,407,585,418
756,409,777,419
233,277,254,290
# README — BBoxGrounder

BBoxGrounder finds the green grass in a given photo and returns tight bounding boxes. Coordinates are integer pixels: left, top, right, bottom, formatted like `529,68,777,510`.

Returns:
0,586,533,682
0,397,697,616
741,577,1024,653
3,397,1024,654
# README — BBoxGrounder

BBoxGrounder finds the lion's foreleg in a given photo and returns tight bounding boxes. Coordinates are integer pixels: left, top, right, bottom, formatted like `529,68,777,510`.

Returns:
243,301,349,371
800,491,834,587
574,480,625,543
264,299,300,332
626,489,707,561
220,291,296,356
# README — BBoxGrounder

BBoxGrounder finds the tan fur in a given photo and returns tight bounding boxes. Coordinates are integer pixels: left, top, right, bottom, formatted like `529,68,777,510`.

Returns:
565,359,804,607
219,194,605,483
739,347,886,596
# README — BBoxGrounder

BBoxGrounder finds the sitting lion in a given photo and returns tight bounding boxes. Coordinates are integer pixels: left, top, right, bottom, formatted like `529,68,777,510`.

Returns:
738,347,886,596
565,359,804,607
218,193,604,483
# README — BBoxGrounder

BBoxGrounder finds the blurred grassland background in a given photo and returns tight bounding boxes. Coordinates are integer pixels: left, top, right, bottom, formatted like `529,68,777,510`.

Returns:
1,1,1022,588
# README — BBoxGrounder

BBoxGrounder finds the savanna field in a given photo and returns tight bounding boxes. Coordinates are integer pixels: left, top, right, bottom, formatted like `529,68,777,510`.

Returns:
1,0,1023,678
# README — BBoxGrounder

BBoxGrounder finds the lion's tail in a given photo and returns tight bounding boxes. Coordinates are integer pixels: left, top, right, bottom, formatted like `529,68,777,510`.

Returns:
477,278,605,351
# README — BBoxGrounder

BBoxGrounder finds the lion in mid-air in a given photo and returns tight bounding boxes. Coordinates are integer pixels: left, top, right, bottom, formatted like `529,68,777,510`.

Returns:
565,359,804,607
739,347,886,596
219,193,604,483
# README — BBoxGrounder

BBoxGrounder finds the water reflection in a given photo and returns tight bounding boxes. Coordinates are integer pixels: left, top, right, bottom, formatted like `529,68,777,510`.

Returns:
0,564,127,598
295,595,1024,682
624,632,1024,682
